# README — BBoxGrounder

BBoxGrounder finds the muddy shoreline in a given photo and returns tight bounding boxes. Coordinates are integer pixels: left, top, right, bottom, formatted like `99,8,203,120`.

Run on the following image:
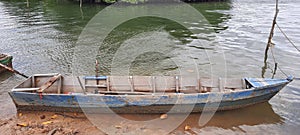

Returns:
0,111,198,135
0,112,105,135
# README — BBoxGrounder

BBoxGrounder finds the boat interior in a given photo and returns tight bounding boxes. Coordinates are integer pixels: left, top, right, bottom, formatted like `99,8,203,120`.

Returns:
12,73,254,95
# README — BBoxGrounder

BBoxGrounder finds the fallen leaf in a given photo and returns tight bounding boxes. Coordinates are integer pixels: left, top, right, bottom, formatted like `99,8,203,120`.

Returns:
115,125,122,129
42,121,53,125
18,113,22,117
16,123,27,127
184,125,191,131
51,115,58,119
160,114,168,120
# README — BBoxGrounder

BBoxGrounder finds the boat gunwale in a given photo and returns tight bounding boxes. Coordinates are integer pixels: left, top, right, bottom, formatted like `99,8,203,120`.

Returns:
9,80,289,97
8,85,285,108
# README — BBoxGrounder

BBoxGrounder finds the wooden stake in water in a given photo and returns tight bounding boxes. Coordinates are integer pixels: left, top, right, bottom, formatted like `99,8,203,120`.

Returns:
262,0,279,78
264,0,279,63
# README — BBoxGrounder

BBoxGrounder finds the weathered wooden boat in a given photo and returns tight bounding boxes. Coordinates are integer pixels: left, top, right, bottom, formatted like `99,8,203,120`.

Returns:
9,73,293,113
0,53,13,73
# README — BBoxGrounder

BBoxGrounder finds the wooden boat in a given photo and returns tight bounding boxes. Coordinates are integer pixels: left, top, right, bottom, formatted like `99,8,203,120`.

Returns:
9,73,293,113
0,53,13,73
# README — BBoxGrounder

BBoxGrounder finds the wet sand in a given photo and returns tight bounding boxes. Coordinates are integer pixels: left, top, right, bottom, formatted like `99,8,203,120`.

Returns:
0,101,284,135
0,112,104,135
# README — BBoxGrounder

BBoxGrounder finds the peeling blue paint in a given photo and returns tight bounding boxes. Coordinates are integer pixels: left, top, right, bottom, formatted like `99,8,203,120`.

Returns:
8,77,291,113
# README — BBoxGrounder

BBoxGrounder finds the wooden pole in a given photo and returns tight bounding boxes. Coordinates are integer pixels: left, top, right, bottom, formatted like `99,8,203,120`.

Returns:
0,63,28,78
264,0,279,63
262,0,279,78
95,60,99,85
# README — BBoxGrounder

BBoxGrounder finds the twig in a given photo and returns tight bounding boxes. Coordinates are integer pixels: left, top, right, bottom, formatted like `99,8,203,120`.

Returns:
47,128,58,135
54,113,85,119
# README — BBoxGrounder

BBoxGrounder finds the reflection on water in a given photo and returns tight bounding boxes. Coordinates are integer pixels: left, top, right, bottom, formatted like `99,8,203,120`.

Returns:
188,102,283,130
126,102,283,128
82,102,283,134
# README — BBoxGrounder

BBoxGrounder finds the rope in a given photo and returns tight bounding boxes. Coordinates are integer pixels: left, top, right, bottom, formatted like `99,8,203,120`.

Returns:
277,63,289,77
270,46,289,78
275,23,300,80
276,23,300,52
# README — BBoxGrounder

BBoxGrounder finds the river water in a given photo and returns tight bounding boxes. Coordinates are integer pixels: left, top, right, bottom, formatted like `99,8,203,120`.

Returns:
0,0,299,134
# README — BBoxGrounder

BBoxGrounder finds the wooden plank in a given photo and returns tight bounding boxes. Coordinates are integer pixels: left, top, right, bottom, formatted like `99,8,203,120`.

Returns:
84,76,107,80
33,73,59,77
155,76,176,92
132,76,152,92
218,78,223,92
198,79,203,92
175,76,179,93
179,76,198,93
109,76,131,91
37,74,61,93
32,76,35,88
57,76,62,94
200,78,218,88
106,76,110,91
12,88,39,92
129,76,134,92
77,76,86,94
85,85,107,88
99,91,154,95
152,76,156,93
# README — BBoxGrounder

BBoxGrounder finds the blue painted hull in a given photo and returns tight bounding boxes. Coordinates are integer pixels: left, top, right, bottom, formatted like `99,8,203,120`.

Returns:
8,78,289,113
